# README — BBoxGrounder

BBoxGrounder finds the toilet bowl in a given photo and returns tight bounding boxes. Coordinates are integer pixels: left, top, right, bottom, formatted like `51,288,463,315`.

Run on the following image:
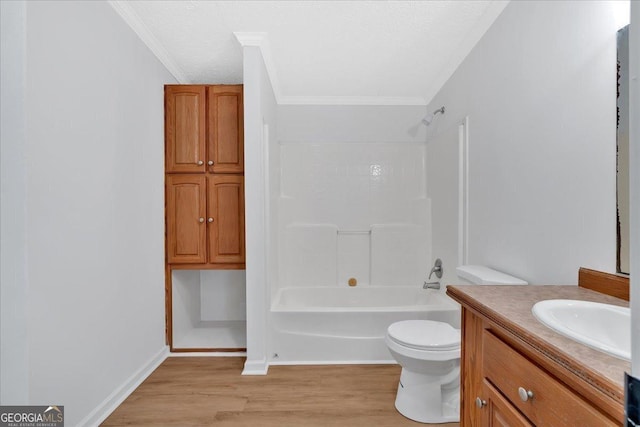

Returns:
385,320,461,423
386,265,528,423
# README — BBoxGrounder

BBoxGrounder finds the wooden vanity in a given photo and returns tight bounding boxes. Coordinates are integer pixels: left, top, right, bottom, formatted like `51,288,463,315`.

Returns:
447,271,629,426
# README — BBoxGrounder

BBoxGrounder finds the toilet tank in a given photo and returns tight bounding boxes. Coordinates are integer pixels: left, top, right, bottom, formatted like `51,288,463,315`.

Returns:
456,265,528,285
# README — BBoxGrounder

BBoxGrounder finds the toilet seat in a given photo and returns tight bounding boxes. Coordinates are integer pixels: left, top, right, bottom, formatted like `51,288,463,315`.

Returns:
387,320,460,351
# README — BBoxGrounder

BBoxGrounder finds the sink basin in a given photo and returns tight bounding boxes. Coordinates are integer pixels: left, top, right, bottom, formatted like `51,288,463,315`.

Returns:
531,299,630,361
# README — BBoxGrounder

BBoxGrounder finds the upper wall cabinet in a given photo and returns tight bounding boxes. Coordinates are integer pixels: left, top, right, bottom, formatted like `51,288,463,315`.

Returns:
165,86,207,173
208,85,244,173
165,85,243,174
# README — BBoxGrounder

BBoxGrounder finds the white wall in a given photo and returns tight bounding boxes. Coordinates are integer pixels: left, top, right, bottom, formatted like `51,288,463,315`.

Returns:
200,270,246,321
242,44,278,374
21,1,174,424
172,270,201,345
427,1,618,284
0,0,29,404
629,0,639,376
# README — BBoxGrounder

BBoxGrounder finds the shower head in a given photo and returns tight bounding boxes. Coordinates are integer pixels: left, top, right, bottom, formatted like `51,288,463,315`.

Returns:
421,106,445,126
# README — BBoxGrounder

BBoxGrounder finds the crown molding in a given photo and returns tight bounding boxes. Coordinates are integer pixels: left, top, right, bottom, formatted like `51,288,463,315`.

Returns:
233,32,269,47
108,1,190,83
234,32,283,103
233,33,427,107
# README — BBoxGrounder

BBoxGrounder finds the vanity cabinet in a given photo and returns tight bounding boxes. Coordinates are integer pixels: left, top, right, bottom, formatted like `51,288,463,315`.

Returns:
165,85,243,174
461,308,618,426
449,285,625,427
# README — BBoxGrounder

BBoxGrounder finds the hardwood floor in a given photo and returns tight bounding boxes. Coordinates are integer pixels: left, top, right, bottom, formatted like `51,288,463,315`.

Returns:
102,357,460,427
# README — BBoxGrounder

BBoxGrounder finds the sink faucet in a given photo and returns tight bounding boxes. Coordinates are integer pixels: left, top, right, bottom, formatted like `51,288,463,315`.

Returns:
423,281,441,290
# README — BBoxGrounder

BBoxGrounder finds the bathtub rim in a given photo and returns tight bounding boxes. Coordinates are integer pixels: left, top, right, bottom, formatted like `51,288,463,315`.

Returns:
271,286,460,312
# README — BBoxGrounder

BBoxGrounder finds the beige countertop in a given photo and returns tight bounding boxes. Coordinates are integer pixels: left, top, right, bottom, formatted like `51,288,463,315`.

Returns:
446,284,630,402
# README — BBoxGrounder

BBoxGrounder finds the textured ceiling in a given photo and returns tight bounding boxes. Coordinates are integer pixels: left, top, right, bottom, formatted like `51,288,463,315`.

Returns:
118,1,509,104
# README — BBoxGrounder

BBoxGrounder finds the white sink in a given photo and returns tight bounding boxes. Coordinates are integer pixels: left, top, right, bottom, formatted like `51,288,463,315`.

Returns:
531,299,630,361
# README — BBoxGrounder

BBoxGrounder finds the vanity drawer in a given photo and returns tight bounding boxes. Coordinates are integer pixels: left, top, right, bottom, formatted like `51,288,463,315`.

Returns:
482,330,616,427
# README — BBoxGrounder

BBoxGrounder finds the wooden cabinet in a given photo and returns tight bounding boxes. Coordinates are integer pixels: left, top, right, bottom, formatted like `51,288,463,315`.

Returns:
164,84,245,268
482,380,533,427
166,175,207,264
208,86,244,173
166,174,245,266
483,330,614,426
208,175,245,264
460,307,485,427
164,84,246,353
165,86,206,173
458,308,618,427
166,85,243,174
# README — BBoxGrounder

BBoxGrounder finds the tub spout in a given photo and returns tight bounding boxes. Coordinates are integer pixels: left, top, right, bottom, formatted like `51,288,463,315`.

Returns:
423,281,441,290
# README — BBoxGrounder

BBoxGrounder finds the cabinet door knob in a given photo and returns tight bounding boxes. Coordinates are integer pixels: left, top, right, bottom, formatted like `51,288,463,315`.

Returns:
199,217,205,223
208,217,214,223
208,160,214,166
518,387,534,402
197,160,204,165
475,397,487,408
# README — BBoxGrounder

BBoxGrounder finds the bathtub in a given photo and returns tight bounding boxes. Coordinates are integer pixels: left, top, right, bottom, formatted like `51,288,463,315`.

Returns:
269,286,460,364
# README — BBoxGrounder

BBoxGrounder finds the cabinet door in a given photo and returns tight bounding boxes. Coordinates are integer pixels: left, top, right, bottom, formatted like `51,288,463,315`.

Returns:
482,380,533,427
166,175,207,263
207,175,245,263
461,308,485,427
165,85,206,173
207,85,244,173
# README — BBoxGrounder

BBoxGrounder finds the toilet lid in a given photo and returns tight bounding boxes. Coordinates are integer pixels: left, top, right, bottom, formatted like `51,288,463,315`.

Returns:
387,320,460,351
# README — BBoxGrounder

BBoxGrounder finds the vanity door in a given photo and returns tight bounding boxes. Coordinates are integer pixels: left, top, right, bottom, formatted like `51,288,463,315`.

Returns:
482,380,533,427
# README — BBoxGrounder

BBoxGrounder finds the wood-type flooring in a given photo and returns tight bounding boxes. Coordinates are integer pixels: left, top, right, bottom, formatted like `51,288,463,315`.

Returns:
102,357,460,427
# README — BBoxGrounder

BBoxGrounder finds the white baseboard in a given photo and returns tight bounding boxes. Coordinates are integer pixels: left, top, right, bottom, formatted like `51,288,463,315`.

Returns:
77,345,169,427
269,359,397,366
242,358,269,375
169,352,247,357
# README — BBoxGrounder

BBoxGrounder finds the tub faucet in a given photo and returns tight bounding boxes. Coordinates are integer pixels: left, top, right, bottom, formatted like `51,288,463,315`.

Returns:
428,258,443,280
423,281,441,290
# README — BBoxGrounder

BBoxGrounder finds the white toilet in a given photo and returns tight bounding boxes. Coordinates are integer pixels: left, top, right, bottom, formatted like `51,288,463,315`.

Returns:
385,265,527,423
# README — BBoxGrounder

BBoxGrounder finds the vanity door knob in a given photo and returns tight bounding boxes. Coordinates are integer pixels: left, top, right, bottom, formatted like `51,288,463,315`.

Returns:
208,160,214,166
475,397,487,408
518,387,534,402
208,217,214,223
199,217,205,223
197,160,204,165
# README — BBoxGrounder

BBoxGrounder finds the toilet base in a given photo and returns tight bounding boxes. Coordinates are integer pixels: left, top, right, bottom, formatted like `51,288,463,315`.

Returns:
394,367,460,424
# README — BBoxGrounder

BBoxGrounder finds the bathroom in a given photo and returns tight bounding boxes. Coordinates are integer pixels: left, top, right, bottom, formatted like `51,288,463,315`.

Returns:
239,0,636,423
242,1,624,369
1,0,638,425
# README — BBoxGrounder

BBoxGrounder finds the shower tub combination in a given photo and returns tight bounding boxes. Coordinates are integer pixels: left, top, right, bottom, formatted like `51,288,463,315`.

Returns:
270,286,460,363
